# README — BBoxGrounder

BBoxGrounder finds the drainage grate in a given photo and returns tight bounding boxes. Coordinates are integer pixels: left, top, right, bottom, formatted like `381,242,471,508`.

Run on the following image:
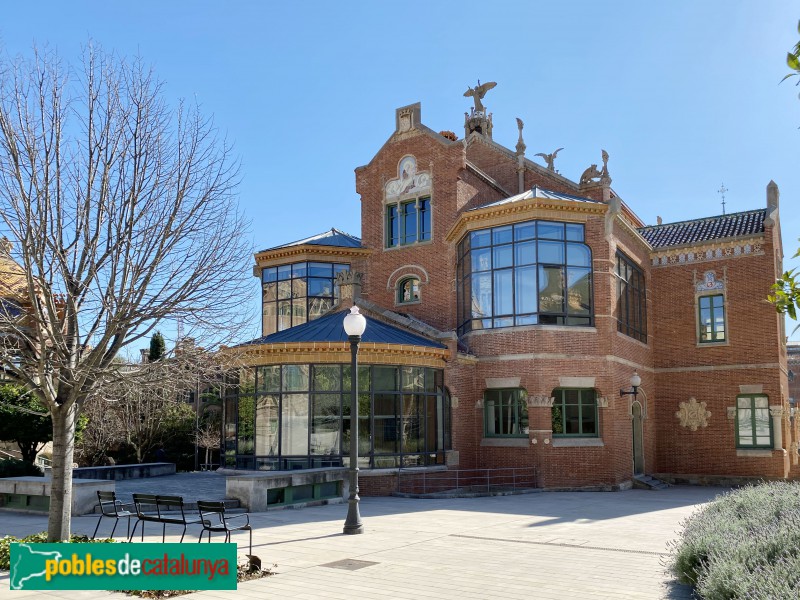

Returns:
321,559,380,571
450,534,665,557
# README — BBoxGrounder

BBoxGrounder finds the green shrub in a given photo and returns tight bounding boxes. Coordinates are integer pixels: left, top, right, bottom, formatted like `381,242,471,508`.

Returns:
670,482,800,599
0,532,115,570
0,458,43,478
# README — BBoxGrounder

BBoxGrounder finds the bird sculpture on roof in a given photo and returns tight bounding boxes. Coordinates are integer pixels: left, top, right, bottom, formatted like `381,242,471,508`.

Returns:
534,148,564,172
463,80,497,113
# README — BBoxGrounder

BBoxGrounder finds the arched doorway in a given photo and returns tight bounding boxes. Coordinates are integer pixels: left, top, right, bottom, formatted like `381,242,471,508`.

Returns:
632,401,644,475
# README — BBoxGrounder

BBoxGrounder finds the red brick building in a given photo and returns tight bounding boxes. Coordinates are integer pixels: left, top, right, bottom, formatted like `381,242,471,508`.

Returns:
228,90,792,492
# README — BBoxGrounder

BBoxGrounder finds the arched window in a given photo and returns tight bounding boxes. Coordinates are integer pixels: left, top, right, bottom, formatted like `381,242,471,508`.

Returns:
397,277,420,304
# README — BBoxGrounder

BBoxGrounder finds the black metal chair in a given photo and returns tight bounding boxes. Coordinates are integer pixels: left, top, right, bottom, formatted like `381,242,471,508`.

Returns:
197,501,252,554
129,493,159,542
155,495,203,543
92,490,134,540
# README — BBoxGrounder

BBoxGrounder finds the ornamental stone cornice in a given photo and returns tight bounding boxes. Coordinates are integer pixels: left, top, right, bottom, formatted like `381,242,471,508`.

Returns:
254,244,372,269
445,198,607,243
234,341,448,369
649,235,765,268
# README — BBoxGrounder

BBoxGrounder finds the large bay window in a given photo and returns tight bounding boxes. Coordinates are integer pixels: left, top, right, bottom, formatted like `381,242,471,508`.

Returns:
261,261,349,337
456,220,593,335
227,364,451,471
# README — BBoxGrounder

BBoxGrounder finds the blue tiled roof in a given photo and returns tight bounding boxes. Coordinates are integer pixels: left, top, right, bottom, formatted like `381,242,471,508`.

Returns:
470,185,602,211
638,209,765,249
239,309,446,348
259,228,362,253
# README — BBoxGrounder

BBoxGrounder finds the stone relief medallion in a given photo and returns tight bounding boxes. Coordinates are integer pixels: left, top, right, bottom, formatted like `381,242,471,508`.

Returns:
385,155,431,200
676,397,711,431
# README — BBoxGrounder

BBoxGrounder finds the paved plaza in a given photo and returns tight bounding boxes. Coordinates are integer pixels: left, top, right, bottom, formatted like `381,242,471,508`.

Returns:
0,483,721,599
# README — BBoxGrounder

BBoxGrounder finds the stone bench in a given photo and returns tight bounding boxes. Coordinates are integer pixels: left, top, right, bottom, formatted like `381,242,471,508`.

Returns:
0,477,114,516
46,462,176,480
225,467,348,512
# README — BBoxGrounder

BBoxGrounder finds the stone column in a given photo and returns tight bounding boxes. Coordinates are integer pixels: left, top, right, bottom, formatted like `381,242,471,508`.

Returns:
770,406,784,451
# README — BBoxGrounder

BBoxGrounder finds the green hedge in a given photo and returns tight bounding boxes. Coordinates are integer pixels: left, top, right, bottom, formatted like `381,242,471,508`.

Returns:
0,533,116,570
670,481,800,599
0,458,42,478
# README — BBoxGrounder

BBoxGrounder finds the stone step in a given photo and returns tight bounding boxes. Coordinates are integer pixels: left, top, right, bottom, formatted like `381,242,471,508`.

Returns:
632,474,669,490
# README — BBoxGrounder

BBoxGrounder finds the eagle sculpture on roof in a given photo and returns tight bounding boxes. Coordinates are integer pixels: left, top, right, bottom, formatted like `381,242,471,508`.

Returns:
534,148,564,172
464,80,497,113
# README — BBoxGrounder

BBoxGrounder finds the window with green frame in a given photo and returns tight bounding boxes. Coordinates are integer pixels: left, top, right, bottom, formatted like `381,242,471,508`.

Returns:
386,196,431,248
484,389,528,437
397,277,420,304
551,388,598,437
735,394,772,448
698,294,726,342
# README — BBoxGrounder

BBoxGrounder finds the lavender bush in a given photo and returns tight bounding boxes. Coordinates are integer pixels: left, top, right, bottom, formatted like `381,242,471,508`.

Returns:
670,482,800,599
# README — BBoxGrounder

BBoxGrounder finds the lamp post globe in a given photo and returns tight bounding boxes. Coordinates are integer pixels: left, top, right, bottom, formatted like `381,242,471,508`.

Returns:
630,372,641,389
343,305,366,534
343,306,367,337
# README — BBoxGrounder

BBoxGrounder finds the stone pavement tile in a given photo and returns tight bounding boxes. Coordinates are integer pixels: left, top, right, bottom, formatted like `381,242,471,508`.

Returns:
0,485,717,600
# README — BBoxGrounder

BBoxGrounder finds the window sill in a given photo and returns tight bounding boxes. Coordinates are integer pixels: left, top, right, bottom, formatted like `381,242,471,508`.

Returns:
697,340,729,348
384,240,434,251
465,324,597,338
736,449,773,457
551,438,604,448
395,300,421,307
481,437,529,447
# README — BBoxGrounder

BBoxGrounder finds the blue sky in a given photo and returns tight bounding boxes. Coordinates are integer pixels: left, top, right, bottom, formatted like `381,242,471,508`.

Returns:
1,1,798,342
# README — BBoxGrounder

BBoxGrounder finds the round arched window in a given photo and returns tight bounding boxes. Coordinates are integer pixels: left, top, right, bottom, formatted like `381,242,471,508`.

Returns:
397,277,420,304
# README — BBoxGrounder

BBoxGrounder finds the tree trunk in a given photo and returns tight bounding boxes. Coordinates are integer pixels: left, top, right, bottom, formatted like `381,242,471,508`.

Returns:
48,403,77,542
18,441,38,464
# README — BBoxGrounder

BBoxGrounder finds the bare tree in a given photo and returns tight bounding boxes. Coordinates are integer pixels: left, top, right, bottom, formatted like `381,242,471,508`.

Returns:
77,345,238,468
195,419,222,468
0,46,253,541
75,393,123,466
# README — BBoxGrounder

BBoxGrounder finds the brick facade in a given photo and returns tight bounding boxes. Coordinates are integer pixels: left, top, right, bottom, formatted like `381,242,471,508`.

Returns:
244,97,792,494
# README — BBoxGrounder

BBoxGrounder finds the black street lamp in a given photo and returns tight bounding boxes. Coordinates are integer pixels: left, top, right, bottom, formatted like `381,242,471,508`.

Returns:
620,372,642,400
343,306,366,535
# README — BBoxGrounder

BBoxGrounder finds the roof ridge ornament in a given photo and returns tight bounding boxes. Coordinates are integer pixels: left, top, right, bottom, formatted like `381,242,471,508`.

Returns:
515,118,526,155
463,80,496,114
534,147,564,173
463,80,496,140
